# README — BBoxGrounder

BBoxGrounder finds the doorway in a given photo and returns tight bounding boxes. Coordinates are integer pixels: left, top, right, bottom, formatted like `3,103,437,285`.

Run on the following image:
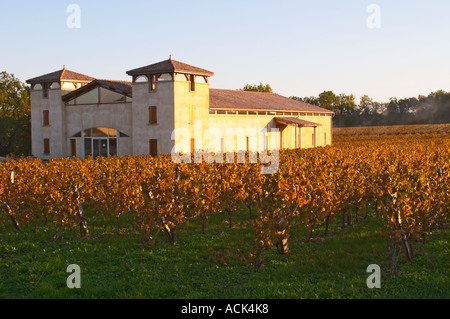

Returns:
93,139,109,158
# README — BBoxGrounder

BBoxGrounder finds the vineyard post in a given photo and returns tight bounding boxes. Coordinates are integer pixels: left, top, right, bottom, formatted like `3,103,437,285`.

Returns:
0,171,21,231
73,184,89,237
391,194,413,262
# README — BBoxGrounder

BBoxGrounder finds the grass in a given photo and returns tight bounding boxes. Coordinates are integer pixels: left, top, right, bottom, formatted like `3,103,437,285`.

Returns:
0,209,448,299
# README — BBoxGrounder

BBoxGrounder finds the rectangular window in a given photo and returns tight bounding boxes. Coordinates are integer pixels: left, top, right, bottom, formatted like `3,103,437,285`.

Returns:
324,133,327,145
84,139,92,158
42,84,49,98
149,75,156,92
190,75,196,92
71,139,77,157
149,139,158,157
149,106,157,124
43,110,49,126
109,139,117,157
44,139,50,154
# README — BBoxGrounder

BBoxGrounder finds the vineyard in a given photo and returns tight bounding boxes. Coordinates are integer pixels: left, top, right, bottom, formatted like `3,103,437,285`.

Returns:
333,123,450,140
1,126,449,277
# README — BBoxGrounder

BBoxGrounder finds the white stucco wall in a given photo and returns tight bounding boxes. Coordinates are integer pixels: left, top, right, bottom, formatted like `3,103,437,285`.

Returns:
30,88,66,159
65,102,133,157
131,81,175,155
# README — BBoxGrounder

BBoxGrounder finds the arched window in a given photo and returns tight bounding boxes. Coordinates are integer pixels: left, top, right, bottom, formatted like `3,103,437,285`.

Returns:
72,127,129,159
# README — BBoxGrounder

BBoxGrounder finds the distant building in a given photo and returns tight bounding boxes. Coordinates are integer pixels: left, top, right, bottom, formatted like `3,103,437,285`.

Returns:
26,58,333,160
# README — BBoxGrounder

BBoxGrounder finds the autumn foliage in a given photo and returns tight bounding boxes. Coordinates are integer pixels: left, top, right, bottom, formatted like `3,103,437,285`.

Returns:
1,130,449,269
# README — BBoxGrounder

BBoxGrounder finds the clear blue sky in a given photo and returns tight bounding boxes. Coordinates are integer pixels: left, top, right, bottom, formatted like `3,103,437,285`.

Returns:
1,0,449,103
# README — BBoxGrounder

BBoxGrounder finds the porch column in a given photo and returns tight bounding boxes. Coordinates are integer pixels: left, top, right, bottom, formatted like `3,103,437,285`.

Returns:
313,126,317,148
298,127,302,149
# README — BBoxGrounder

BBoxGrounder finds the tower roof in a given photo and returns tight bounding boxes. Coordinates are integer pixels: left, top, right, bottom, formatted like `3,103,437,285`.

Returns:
126,58,214,77
26,68,95,84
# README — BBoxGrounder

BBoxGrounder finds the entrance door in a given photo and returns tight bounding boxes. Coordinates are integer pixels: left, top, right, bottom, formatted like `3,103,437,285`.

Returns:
100,139,108,157
93,139,109,158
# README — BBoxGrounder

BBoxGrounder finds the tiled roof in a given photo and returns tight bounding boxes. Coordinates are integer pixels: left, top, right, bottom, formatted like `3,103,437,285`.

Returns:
126,58,214,77
209,88,333,113
26,68,95,84
274,117,321,127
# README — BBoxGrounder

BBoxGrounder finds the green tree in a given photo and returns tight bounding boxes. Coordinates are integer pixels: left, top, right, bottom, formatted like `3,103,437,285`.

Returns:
318,91,338,110
0,71,31,156
241,83,273,93
290,96,320,106
335,93,356,116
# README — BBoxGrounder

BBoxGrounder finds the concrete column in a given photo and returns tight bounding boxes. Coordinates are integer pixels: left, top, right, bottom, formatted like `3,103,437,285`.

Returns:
313,126,317,148
298,127,302,149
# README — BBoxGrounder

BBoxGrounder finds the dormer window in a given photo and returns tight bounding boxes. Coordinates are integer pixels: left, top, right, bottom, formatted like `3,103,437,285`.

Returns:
149,75,156,92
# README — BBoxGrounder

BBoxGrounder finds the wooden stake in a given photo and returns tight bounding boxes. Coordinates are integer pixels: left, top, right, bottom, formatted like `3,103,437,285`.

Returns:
73,184,89,237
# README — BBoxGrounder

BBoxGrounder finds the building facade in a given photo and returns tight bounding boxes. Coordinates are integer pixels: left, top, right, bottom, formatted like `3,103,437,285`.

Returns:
26,58,334,160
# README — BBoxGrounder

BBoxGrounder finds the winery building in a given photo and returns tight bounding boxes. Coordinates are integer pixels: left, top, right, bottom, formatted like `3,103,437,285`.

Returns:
26,58,334,160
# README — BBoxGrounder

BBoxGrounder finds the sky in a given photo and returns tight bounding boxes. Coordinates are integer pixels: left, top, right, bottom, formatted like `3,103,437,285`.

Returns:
1,0,449,103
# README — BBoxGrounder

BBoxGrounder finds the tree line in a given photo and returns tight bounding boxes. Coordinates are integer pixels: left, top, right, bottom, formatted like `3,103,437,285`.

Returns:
291,90,450,127
241,83,450,128
0,72,30,157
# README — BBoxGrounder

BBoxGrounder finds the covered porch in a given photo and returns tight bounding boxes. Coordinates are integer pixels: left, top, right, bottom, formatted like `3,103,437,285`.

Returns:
274,117,321,149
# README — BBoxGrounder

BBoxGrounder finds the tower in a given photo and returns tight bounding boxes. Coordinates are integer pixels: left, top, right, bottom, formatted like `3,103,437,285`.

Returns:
126,58,214,156
26,68,94,158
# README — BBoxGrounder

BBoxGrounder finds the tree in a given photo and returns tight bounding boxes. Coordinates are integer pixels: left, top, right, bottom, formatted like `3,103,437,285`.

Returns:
416,90,450,124
335,93,356,116
241,83,273,93
317,91,338,111
290,96,320,106
0,71,31,156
